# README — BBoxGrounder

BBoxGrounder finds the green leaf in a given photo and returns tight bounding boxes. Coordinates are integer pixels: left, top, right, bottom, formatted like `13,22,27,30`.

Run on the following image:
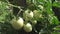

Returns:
44,0,53,15
52,32,60,34
0,1,9,22
53,1,60,8
53,27,60,30
50,16,59,25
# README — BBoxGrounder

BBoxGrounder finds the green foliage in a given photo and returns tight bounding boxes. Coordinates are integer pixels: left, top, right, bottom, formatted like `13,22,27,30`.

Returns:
0,1,9,23
53,1,60,8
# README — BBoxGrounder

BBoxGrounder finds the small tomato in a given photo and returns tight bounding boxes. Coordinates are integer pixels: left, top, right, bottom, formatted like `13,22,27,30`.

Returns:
11,17,24,30
23,23,32,32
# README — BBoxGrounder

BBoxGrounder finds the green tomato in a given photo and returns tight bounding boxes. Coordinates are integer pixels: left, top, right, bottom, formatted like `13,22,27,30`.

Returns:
33,10,43,20
29,11,34,18
23,9,33,21
23,23,32,32
38,5,44,10
32,20,37,25
11,17,24,30
33,10,40,19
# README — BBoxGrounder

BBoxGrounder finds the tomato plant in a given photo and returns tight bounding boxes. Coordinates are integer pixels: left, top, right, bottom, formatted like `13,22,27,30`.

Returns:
0,0,60,34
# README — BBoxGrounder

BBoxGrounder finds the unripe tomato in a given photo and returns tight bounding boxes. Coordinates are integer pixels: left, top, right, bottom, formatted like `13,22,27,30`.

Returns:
32,20,37,25
33,10,40,19
23,9,29,21
23,9,33,21
29,11,34,18
33,10,43,20
24,9,33,18
11,17,24,30
23,23,32,32
38,5,44,10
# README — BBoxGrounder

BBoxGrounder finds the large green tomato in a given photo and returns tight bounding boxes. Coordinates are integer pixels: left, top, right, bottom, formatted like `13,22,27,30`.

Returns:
23,23,32,32
23,9,34,21
11,17,24,30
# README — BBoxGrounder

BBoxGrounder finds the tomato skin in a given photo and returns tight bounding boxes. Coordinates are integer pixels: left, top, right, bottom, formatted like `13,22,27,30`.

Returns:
23,9,34,21
11,17,24,30
33,10,40,20
32,20,37,25
38,5,44,10
17,17,24,28
29,11,34,18
23,9,30,21
23,23,32,32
